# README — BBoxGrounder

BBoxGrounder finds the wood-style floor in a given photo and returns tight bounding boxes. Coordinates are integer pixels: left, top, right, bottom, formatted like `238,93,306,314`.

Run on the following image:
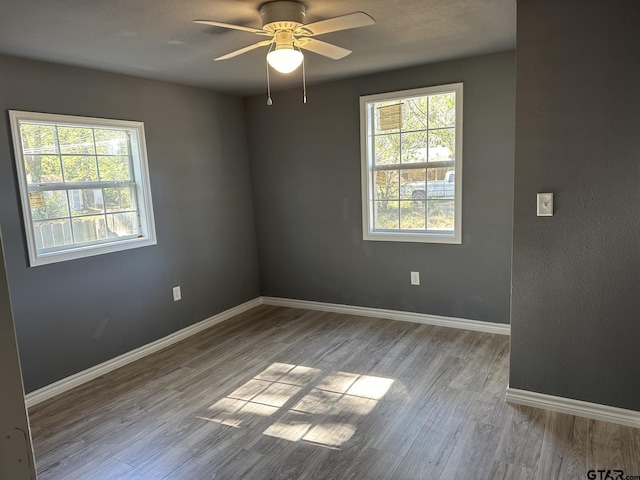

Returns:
29,305,640,479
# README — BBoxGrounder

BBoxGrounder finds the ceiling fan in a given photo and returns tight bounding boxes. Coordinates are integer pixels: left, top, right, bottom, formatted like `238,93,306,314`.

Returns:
194,1,375,104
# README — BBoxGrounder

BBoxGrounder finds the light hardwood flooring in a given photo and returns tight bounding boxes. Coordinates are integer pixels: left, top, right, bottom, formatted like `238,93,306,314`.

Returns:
28,305,640,479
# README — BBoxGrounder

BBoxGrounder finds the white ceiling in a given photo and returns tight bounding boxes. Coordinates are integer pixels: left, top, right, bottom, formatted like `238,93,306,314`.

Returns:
0,0,516,95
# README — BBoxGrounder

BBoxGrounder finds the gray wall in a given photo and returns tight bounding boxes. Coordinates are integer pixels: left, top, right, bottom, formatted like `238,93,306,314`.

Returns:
0,55,260,393
511,0,640,410
244,51,515,324
0,232,36,479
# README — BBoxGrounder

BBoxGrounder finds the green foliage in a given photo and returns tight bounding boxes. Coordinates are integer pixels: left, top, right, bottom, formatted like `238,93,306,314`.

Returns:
30,191,69,221
375,200,454,230
21,124,130,184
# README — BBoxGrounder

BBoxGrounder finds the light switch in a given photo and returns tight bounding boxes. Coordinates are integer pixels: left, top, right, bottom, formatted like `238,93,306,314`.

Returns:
173,286,181,301
537,193,553,216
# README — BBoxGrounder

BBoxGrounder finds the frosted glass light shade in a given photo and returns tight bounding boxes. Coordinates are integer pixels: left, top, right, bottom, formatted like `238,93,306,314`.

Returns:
267,48,303,74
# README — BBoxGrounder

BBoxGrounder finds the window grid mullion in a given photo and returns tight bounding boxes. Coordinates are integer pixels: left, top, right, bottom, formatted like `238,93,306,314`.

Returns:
396,171,400,230
33,208,138,224
54,125,65,184
52,125,65,190
27,181,136,192
372,126,454,137
125,133,141,231
372,161,454,172
53,125,77,245
397,112,402,229
368,104,376,229
126,133,135,180
425,97,430,228
93,128,102,182
57,153,134,157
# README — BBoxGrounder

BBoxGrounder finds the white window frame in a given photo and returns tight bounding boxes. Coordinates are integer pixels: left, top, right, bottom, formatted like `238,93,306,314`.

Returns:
360,83,463,244
9,111,157,266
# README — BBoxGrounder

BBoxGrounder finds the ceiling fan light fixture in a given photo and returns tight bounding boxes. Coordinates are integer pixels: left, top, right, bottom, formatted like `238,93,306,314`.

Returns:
195,2,376,101
267,46,303,73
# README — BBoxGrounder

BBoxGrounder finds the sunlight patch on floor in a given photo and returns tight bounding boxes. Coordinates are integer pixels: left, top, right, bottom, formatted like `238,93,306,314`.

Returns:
197,362,394,449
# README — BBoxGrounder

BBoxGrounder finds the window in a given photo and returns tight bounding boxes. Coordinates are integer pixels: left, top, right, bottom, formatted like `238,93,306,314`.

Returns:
360,83,463,243
9,111,156,266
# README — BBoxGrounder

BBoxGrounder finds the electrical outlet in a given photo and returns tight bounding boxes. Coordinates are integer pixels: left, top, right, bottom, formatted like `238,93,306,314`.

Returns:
410,271,420,286
173,286,181,302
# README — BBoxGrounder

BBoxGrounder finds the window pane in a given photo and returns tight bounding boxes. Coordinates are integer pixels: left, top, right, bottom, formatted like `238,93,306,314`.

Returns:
69,189,105,216
400,169,426,200
374,201,399,229
402,97,428,131
374,134,400,165
429,93,456,129
30,190,69,220
401,131,428,163
428,128,455,162
427,167,452,182
427,169,455,198
33,219,72,250
374,102,401,134
72,215,107,243
427,200,455,230
375,170,399,200
95,129,128,155
400,200,426,230
98,156,131,181
104,187,136,212
106,212,140,237
20,124,58,155
62,156,98,182
24,155,62,184
58,127,95,155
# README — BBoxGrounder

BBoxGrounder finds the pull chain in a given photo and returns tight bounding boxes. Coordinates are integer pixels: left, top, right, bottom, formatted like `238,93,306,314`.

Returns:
265,43,307,106
266,42,274,106
302,52,307,104
266,56,272,106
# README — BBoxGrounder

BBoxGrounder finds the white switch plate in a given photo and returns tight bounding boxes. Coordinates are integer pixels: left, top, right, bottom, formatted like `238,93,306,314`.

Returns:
537,193,553,216
173,286,181,302
410,271,420,286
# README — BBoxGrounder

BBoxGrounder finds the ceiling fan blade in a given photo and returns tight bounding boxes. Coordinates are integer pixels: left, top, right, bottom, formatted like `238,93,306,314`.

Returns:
214,40,272,61
194,20,267,35
299,38,351,60
301,12,375,37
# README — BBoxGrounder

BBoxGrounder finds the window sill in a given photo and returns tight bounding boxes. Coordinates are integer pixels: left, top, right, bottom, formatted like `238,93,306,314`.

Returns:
363,231,461,244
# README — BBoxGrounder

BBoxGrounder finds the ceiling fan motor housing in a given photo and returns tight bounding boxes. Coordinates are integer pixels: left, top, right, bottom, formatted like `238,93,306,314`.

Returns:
260,1,306,32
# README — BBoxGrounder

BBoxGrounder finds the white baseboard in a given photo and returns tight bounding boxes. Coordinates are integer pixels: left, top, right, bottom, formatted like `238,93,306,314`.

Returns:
25,296,508,408
506,387,640,428
25,297,262,408
261,296,510,336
